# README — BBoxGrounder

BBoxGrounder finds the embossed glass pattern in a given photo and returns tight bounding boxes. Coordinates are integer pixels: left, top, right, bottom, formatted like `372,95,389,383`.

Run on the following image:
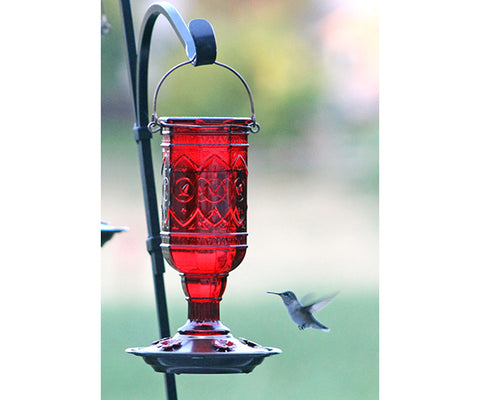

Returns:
160,118,249,335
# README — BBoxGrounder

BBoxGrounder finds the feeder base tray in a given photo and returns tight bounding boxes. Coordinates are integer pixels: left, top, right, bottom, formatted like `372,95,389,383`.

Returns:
126,333,281,374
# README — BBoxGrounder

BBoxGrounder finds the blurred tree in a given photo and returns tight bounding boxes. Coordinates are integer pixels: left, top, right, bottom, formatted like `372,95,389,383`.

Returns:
101,0,324,146
101,0,137,121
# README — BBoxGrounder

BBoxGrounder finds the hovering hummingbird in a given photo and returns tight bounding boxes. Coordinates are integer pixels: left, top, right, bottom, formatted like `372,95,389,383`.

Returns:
267,291,338,331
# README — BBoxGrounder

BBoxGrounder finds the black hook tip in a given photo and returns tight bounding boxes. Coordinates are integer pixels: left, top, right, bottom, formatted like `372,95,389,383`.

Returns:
189,19,217,66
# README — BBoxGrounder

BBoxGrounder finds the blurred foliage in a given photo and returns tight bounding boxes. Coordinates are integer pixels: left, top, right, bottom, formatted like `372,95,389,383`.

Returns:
168,1,323,145
101,0,129,114
101,0,323,144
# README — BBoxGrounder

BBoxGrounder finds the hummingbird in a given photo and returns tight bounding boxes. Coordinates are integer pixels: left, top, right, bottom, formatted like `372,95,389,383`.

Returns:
267,291,338,331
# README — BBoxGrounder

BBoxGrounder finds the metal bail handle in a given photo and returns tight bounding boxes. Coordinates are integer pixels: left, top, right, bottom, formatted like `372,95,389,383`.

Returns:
148,60,260,134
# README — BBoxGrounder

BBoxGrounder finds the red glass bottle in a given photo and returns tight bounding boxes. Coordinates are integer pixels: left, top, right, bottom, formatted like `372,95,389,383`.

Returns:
160,117,249,335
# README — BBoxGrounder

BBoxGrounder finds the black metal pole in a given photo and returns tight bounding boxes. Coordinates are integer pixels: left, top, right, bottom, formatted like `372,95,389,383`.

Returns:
118,1,177,399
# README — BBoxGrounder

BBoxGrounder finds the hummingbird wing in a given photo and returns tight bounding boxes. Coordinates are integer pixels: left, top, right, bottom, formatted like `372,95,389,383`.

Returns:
305,292,339,314
300,292,316,306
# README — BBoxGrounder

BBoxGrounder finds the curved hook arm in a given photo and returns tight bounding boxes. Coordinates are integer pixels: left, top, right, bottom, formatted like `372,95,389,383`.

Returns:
136,2,216,126
146,2,196,60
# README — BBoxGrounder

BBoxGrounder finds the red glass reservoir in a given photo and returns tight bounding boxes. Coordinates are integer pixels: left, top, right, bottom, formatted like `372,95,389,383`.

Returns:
160,117,249,335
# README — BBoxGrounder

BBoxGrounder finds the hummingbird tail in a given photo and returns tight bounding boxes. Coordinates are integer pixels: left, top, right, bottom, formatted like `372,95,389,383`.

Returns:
312,321,330,331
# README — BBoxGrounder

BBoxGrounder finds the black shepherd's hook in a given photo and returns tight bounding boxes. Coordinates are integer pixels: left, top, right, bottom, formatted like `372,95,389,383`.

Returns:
114,2,217,400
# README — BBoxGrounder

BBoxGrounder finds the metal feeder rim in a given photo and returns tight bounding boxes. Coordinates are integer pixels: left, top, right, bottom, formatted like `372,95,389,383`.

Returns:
149,116,260,134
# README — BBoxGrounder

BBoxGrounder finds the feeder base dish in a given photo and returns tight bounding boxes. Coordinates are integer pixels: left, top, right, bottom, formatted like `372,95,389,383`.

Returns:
126,333,281,374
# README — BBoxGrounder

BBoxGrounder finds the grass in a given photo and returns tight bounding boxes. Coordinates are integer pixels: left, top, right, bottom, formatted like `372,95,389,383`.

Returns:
102,291,378,400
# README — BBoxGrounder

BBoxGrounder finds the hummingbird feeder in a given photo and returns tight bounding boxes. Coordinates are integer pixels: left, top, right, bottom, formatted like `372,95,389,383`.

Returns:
119,2,281,377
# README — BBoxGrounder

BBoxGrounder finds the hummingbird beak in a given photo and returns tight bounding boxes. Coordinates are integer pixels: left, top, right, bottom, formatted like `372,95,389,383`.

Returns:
267,291,281,295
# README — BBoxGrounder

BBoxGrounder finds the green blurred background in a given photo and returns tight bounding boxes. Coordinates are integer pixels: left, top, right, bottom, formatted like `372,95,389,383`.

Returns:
101,0,378,398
